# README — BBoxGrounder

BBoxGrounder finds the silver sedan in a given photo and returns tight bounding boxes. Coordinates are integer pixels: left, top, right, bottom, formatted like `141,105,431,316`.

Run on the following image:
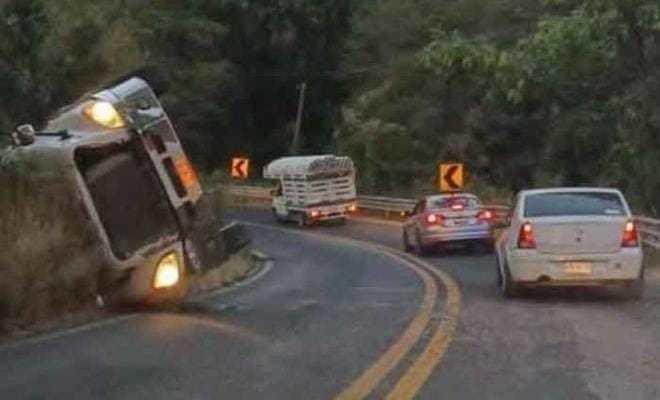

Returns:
403,193,495,255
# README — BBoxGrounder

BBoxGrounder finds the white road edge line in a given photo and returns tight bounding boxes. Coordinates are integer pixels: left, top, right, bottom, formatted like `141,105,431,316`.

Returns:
192,259,274,301
0,314,138,353
2,255,275,352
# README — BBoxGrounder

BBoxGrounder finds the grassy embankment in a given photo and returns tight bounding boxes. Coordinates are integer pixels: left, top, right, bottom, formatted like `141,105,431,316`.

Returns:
0,150,104,335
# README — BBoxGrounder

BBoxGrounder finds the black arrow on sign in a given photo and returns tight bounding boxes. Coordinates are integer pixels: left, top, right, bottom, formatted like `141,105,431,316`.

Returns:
234,159,246,178
443,165,460,190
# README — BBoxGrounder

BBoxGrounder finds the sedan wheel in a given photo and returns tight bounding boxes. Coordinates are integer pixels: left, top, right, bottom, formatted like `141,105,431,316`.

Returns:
497,257,518,298
627,268,645,300
414,231,430,256
403,231,413,253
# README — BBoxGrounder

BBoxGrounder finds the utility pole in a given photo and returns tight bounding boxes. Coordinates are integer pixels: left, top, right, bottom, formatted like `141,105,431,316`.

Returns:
290,82,307,155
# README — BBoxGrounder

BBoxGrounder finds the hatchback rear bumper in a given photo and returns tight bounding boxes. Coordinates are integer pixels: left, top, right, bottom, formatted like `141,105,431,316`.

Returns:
508,249,643,284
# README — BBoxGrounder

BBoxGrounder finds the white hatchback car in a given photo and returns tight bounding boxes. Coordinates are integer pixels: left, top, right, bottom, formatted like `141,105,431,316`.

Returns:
496,188,644,297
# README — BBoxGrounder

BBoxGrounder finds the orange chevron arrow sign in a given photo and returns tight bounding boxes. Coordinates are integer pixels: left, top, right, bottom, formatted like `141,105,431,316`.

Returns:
231,157,250,180
439,163,464,192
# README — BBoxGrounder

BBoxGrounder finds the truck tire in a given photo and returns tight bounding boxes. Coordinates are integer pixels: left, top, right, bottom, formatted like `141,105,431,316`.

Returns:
296,213,308,227
272,208,287,224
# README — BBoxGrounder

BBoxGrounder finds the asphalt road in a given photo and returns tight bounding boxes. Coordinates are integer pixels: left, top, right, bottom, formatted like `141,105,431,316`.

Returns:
2,208,660,399
230,209,660,400
0,215,426,399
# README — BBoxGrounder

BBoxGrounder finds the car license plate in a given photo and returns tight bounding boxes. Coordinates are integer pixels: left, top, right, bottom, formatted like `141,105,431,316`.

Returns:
445,219,467,227
565,262,592,275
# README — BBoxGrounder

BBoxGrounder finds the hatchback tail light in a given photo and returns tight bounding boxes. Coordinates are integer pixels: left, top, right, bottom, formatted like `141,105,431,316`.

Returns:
622,220,639,248
518,222,536,249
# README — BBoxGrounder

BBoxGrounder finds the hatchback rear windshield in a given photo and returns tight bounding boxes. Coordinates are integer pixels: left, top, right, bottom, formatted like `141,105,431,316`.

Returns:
524,192,626,217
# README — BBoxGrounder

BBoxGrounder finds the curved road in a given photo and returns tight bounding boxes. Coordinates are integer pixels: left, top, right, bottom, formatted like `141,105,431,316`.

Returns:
0,216,431,399
232,209,660,400
1,208,659,399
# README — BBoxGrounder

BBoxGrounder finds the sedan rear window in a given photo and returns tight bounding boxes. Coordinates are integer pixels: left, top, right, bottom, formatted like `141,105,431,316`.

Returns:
428,196,479,210
524,192,626,217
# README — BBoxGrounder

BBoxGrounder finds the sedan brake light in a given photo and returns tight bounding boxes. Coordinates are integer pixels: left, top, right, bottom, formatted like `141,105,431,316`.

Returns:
518,222,536,249
425,213,443,225
477,210,493,221
622,220,639,248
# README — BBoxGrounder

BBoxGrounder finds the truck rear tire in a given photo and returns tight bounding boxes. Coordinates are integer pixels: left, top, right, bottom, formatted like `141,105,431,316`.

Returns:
272,209,287,224
296,213,308,227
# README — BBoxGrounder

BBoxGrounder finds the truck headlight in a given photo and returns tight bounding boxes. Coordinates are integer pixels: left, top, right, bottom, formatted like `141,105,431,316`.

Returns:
83,101,125,129
153,253,180,289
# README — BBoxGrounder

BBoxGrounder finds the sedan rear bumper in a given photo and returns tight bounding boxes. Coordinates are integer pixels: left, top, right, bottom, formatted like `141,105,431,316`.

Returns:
421,224,492,245
507,249,643,284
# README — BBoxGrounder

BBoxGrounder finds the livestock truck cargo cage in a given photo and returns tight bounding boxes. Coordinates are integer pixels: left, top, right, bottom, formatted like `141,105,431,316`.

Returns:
263,155,358,226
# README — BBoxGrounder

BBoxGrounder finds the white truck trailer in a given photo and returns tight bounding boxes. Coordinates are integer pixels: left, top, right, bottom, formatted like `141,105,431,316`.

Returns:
263,155,357,226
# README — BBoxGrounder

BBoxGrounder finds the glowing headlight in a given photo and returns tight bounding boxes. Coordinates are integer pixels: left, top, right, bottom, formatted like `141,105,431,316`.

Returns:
153,253,180,289
83,101,125,129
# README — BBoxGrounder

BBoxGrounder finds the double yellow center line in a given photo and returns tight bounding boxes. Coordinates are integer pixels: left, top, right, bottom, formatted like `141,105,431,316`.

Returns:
248,223,462,399
335,246,461,400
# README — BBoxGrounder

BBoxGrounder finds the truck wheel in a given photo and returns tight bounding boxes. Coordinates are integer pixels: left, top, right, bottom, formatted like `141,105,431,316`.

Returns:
272,209,287,224
296,213,308,228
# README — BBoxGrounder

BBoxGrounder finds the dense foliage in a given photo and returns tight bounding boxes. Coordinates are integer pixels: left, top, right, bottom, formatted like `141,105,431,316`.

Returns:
340,0,660,211
1,0,659,212
0,0,352,170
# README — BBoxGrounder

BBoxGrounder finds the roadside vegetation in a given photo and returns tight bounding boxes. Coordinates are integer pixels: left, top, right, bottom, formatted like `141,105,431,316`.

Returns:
0,150,104,334
1,0,659,212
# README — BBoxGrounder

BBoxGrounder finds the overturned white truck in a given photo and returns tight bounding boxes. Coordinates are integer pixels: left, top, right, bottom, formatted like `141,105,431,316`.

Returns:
1,77,240,309
263,155,357,226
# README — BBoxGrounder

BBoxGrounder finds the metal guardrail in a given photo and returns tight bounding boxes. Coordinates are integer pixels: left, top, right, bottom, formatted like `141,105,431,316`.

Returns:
358,195,416,214
224,185,510,224
635,217,660,250
223,185,660,249
224,185,273,201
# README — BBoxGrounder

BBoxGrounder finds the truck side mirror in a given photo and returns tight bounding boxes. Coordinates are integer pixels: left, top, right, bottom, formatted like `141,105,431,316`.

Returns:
11,124,36,147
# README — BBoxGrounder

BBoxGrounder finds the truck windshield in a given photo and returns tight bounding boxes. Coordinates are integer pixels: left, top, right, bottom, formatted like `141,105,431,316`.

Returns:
76,142,179,260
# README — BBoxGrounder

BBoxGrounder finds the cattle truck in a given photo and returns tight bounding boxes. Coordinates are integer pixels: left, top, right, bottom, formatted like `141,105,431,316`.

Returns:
263,155,357,226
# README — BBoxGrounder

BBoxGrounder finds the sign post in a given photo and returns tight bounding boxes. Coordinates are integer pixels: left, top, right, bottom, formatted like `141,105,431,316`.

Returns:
438,163,464,192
